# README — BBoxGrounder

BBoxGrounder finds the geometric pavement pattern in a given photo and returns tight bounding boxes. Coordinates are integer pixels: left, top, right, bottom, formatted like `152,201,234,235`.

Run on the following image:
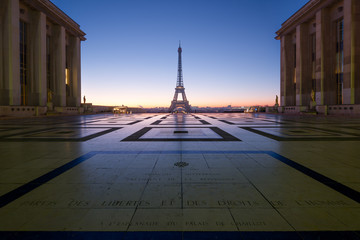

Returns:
0,113,359,240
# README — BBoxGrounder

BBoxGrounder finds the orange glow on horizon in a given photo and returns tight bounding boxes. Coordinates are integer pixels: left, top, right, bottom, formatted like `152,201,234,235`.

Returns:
83,84,278,108
89,99,275,108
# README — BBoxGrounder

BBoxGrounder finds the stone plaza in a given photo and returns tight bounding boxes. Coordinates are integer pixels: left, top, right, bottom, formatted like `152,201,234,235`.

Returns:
0,113,359,239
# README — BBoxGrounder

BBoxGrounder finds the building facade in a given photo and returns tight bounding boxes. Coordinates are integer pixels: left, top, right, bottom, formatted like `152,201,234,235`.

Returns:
0,0,86,116
276,0,360,114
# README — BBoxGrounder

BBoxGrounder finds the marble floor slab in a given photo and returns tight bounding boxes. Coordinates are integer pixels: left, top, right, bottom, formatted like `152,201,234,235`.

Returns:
0,113,359,239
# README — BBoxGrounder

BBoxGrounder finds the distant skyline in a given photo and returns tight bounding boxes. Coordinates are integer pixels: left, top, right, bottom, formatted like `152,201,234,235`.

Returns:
51,0,309,108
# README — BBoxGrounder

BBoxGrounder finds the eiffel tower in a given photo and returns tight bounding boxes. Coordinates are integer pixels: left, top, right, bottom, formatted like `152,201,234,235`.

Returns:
169,42,191,113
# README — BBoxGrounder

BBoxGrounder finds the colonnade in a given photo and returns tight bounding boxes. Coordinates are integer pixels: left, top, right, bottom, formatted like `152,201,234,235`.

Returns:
0,0,83,108
279,0,360,107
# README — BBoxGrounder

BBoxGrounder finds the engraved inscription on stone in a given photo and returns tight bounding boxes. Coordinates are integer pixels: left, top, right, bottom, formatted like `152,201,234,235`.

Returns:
101,200,151,207
20,200,57,207
217,200,260,207
185,221,209,226
295,200,349,206
17,198,352,210
232,221,267,227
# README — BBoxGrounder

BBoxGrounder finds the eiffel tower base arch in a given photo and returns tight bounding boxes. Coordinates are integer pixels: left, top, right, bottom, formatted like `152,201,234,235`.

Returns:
169,86,191,113
169,100,191,113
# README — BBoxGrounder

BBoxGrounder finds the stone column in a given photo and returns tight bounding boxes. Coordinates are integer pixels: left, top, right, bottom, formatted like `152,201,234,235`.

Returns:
281,34,295,106
53,25,66,107
280,36,286,106
354,0,360,104
315,8,333,105
73,37,81,107
0,0,20,106
344,0,360,104
0,2,3,102
70,36,81,107
343,0,353,104
296,23,311,106
29,10,47,106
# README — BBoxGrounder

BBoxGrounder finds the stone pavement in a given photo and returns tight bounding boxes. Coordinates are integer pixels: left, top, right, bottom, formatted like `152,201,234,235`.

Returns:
0,113,359,239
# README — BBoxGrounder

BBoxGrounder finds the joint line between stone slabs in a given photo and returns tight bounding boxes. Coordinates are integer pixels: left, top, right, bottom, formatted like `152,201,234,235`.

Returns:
180,141,184,210
237,167,298,232
0,152,97,208
125,153,161,232
1,150,358,209
227,206,240,231
2,231,360,239
97,150,360,203
202,153,211,169
267,151,360,203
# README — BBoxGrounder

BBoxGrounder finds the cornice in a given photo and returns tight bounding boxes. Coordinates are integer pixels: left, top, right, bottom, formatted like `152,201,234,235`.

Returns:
275,0,336,40
22,0,86,41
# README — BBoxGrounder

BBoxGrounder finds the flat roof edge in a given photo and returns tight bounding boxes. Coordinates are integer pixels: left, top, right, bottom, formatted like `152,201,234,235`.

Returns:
23,0,86,40
275,0,320,39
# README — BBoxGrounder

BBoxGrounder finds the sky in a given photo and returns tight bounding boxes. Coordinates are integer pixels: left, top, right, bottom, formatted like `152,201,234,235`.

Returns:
51,0,309,108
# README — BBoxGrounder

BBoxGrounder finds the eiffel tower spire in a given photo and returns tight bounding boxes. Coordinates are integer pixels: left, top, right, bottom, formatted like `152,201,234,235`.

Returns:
169,42,191,113
177,41,184,87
